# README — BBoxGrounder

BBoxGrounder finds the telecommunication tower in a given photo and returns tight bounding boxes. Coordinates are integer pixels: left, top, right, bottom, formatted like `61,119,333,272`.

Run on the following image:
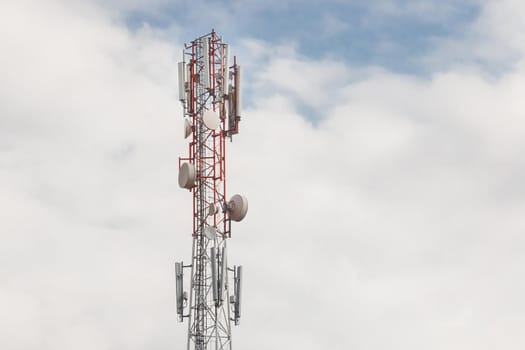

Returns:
175,30,248,350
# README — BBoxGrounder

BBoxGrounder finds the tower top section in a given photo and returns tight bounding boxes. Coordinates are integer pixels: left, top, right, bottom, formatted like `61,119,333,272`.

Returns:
177,30,248,239
178,29,242,139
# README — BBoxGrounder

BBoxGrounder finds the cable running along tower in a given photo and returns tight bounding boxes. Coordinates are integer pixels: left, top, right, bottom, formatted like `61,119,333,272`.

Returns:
175,30,248,350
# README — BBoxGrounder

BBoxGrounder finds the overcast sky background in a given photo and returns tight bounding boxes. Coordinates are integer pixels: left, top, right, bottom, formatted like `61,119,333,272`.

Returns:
1,0,525,349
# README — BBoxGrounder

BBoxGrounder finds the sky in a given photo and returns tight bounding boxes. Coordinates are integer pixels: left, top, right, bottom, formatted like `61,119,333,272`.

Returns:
1,0,525,349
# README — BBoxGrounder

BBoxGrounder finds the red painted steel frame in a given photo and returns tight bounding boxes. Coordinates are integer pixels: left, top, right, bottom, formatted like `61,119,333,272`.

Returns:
179,30,237,239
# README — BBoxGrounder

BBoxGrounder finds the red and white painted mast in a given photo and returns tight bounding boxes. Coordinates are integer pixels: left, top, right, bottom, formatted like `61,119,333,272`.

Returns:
175,30,248,350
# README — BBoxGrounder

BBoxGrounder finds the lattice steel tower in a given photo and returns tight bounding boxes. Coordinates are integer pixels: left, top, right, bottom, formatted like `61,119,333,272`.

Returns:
175,30,247,350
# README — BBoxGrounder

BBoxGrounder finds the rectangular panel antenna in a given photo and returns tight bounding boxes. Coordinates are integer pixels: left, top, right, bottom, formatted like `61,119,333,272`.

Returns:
202,38,211,89
228,92,235,131
222,45,230,96
234,65,241,118
219,246,226,303
234,265,242,325
211,247,218,305
178,61,186,102
175,262,184,319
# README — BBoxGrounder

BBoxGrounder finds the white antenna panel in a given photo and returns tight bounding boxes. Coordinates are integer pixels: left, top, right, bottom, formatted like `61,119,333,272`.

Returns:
178,61,186,101
219,246,226,303
228,194,248,222
185,63,191,101
223,45,230,96
233,265,242,325
203,110,220,130
186,62,191,83
203,39,210,89
235,66,242,117
224,45,229,70
184,119,192,139
175,261,186,321
178,162,195,189
211,247,218,304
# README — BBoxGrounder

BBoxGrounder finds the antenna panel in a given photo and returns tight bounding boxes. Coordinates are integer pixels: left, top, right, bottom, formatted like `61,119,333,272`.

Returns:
211,247,218,305
175,262,184,319
227,91,234,132
234,265,242,325
219,246,226,303
202,38,210,89
178,61,186,101
178,162,195,189
235,65,242,118
185,63,192,109
184,119,192,139
223,45,230,96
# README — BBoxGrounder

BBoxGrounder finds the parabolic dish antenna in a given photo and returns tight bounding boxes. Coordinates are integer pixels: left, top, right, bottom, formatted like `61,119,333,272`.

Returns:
204,225,217,239
208,203,219,216
203,110,220,130
178,162,196,189
227,194,248,222
184,119,192,139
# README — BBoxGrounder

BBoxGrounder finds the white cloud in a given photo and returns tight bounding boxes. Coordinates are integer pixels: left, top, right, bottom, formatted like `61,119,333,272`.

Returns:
369,0,482,21
423,0,525,71
1,0,525,349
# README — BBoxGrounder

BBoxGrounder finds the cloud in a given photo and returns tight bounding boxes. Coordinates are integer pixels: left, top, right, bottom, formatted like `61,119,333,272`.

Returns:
423,0,525,72
1,1,186,348
1,0,525,350
233,43,525,348
368,0,481,21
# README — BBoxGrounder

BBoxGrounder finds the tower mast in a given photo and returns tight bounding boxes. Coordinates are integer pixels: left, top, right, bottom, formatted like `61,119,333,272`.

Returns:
176,30,247,350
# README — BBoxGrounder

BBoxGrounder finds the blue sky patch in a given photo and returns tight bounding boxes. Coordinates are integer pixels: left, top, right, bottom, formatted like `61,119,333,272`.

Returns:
124,1,480,75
